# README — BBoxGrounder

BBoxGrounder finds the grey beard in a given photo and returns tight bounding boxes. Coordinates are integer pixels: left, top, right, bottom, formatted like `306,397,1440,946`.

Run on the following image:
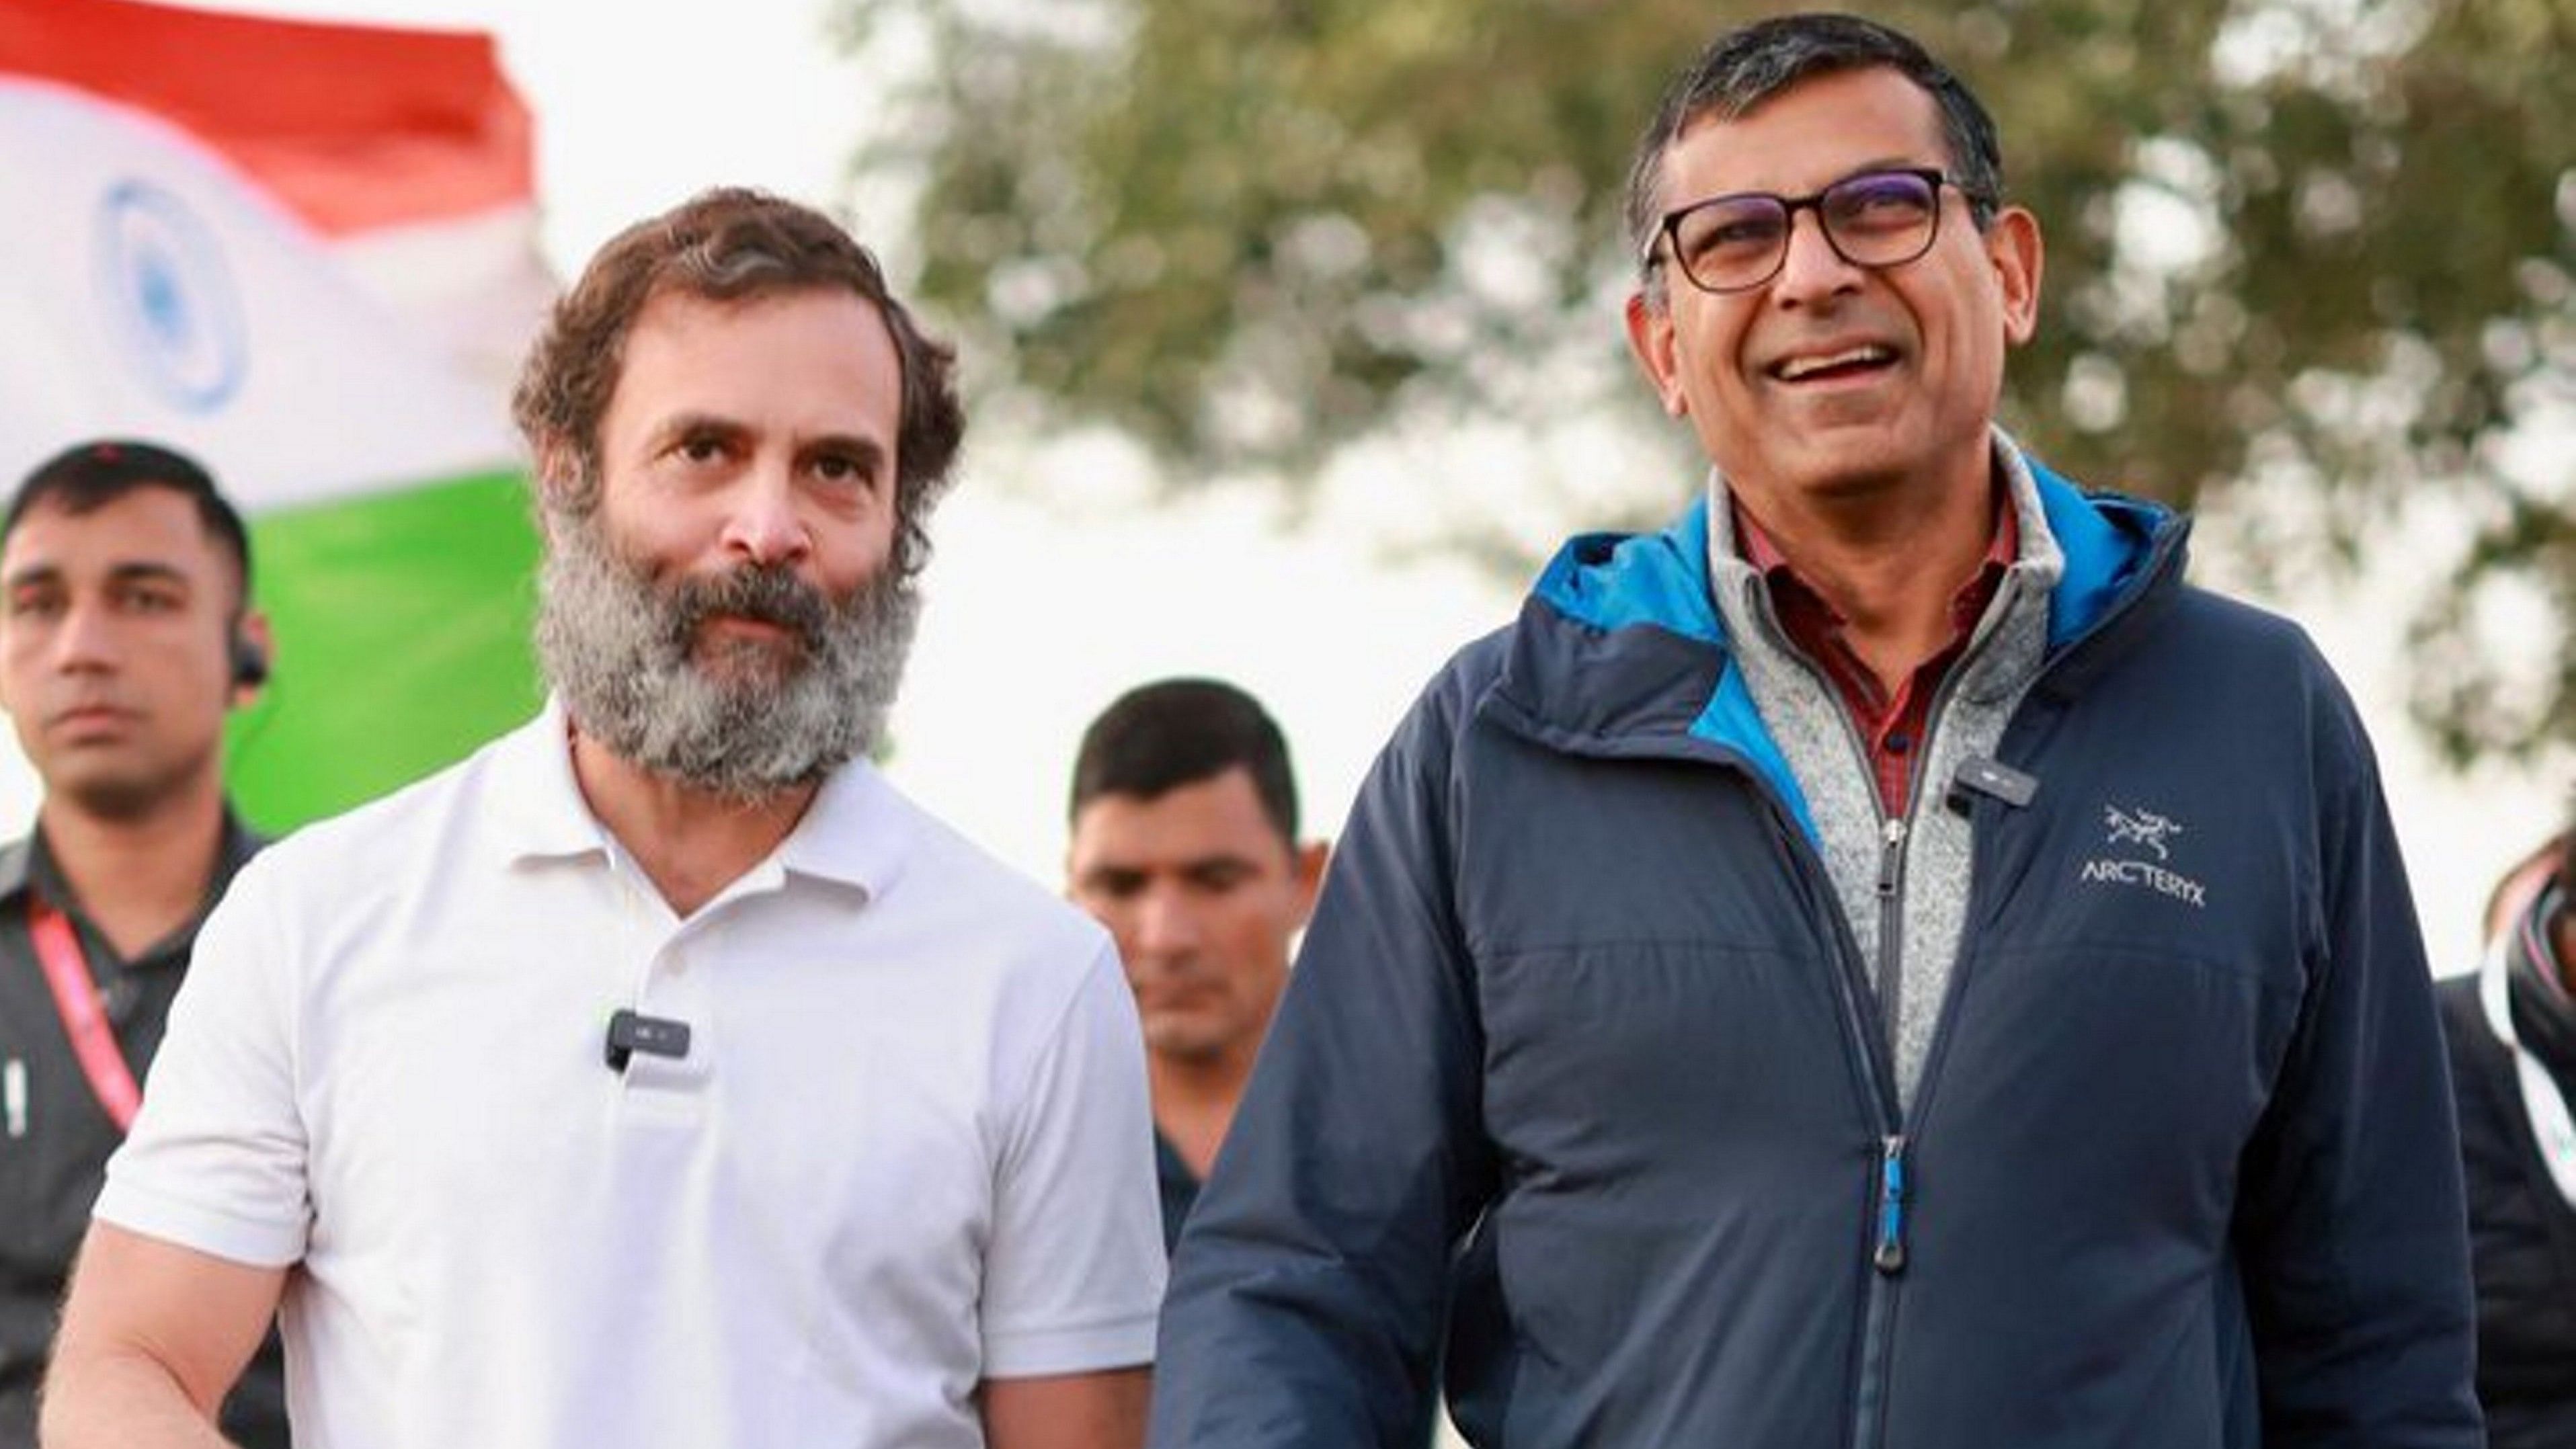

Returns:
534,513,920,801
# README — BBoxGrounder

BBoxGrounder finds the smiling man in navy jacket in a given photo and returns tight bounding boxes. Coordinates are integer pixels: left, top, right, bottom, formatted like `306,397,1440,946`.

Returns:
1150,13,2480,1448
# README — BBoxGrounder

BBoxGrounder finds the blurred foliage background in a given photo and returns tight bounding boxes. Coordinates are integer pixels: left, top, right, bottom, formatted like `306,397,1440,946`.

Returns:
842,0,2575,764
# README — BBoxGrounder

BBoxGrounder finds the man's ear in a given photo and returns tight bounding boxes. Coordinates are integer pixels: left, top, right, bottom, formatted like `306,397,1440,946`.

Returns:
229,610,275,707
1985,206,2044,346
1289,839,1331,929
530,440,581,535
1623,290,1690,418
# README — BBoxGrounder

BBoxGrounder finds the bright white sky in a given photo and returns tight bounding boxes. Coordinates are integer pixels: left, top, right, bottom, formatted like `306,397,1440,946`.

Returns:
3,0,2551,963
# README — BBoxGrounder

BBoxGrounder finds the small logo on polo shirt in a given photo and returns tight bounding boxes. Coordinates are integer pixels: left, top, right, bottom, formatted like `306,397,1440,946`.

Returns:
2081,803,2207,908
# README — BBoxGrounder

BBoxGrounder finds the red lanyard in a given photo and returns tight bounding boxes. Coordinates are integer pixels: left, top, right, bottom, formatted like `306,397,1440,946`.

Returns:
26,897,142,1131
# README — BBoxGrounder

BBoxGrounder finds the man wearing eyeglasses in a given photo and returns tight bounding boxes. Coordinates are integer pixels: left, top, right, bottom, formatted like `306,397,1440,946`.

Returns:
1151,13,2478,1448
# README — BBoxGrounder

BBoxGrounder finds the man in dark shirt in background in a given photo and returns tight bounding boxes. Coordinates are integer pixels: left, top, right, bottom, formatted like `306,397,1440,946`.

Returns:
1067,679,1327,1251
0,441,283,1446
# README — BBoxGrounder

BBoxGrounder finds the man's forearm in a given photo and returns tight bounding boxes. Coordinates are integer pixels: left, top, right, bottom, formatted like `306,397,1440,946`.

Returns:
983,1366,1150,1449
40,1346,238,1449
42,1223,286,1449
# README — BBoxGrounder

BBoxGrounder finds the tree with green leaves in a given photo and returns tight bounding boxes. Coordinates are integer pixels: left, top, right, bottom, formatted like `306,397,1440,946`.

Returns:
844,0,2575,762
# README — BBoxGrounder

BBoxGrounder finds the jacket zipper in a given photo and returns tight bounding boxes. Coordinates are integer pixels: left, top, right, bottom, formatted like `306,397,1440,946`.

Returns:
1872,1132,1909,1273
1741,522,2189,1448
1735,579,1916,1449
1849,754,1941,1449
1759,797,1908,1449
1854,540,2206,1448
1841,564,2033,1449
1874,815,1908,1063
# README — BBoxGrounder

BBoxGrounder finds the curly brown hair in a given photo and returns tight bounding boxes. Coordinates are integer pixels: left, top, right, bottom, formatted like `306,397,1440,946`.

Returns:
512,188,965,577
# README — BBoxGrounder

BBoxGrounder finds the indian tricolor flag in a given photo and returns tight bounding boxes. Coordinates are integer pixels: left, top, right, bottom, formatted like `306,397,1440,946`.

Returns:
0,0,553,828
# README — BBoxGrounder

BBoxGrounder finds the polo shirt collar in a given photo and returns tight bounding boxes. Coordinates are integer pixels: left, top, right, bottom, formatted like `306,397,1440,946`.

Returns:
774,755,912,901
489,697,615,864
489,696,912,902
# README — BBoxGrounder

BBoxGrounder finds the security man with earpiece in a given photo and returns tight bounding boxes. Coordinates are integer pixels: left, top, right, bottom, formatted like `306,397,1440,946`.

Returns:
0,440,285,1448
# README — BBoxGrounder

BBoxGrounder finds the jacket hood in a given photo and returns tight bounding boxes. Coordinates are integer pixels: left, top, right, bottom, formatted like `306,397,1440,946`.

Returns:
1498,457,2176,833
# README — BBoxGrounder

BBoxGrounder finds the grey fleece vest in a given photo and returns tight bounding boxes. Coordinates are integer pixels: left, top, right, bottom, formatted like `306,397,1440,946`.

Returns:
1705,435,2064,1110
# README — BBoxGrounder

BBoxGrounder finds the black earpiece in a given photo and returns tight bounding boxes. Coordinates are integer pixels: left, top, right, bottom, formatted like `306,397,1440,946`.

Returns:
231,631,270,690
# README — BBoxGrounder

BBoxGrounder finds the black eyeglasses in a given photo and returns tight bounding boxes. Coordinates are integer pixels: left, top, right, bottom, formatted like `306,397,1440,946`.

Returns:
1646,167,1987,296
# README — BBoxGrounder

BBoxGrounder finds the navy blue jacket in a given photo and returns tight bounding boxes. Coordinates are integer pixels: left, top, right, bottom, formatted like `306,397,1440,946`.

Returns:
1152,471,2479,1448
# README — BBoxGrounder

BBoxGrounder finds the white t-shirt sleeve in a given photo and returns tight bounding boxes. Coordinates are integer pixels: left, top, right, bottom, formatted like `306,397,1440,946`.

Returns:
979,939,1165,1378
95,851,312,1268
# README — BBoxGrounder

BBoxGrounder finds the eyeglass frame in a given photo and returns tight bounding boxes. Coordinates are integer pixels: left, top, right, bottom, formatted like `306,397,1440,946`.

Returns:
1641,166,1997,296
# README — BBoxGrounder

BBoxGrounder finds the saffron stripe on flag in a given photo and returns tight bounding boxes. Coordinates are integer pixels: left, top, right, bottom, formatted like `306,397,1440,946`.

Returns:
0,0,532,236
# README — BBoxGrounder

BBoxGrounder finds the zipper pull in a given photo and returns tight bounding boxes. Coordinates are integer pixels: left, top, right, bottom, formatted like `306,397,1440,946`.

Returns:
1874,1134,1909,1274
1876,818,1908,898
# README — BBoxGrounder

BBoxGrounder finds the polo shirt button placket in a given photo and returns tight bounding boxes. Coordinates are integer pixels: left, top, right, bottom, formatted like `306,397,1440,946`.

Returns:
620,925,715,1107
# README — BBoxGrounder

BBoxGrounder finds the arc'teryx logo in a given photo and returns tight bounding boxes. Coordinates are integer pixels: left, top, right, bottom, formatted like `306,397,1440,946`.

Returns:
2081,802,2208,908
2102,805,2182,860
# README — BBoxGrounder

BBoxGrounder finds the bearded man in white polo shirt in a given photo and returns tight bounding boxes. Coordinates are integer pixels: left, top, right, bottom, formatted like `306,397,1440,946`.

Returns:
40,188,1165,1449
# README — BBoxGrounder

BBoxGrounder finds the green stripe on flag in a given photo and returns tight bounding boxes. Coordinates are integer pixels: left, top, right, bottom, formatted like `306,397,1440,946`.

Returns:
227,471,544,832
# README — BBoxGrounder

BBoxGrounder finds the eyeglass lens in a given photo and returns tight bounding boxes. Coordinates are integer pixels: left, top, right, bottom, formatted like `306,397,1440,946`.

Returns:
1669,170,1943,293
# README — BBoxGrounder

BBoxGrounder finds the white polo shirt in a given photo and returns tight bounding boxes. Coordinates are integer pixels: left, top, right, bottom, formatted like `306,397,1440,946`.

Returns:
98,704,1165,1449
